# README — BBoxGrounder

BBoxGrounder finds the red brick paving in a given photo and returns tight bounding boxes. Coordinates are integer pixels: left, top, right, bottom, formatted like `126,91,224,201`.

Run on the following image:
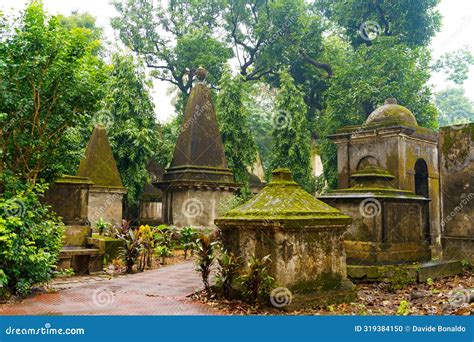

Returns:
0,262,221,315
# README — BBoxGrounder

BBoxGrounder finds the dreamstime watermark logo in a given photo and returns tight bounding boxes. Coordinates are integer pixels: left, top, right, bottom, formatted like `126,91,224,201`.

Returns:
181,198,204,219
359,198,381,218
270,287,293,308
92,287,115,307
359,20,381,41
180,101,212,134
272,110,292,130
3,199,26,217
448,288,473,306
92,109,114,130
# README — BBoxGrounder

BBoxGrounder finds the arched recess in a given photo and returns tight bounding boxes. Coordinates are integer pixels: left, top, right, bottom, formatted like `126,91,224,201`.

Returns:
356,156,380,170
414,159,429,198
414,158,430,242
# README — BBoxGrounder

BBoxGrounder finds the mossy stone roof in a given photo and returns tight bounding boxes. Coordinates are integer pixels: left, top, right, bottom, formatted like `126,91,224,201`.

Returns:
76,125,124,188
366,98,418,127
217,168,351,226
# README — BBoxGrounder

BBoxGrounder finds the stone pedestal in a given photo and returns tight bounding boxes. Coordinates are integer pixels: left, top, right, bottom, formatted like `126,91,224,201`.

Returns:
216,169,353,306
320,165,431,267
44,175,103,274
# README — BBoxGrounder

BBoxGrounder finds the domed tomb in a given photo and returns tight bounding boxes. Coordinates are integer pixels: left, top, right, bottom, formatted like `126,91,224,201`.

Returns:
215,168,353,304
365,98,418,126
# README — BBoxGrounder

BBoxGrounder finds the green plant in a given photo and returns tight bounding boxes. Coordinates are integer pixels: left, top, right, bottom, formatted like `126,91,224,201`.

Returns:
239,254,275,305
216,249,241,299
194,231,217,293
396,300,411,316
180,226,197,259
116,228,142,273
137,224,154,271
153,225,176,250
155,245,171,265
53,268,75,278
426,277,434,287
96,217,110,235
0,175,64,297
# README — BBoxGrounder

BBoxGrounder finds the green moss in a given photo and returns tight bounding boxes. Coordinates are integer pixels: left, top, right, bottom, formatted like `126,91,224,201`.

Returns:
55,175,93,185
218,169,351,226
77,125,125,188
290,272,343,294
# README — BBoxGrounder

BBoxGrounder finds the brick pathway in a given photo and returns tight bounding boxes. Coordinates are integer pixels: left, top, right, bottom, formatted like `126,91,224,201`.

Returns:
0,262,220,315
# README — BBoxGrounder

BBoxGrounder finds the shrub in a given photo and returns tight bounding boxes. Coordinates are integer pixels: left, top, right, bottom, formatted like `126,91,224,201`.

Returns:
0,175,64,297
155,245,171,264
194,231,217,293
115,225,142,273
239,254,275,305
216,248,240,299
137,224,154,271
180,226,197,259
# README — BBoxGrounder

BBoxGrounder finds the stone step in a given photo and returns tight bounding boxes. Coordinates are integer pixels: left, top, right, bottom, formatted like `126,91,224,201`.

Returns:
347,260,464,282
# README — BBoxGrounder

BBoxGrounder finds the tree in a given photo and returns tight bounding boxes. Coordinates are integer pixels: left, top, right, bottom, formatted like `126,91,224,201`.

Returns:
316,0,442,48
111,0,232,95
318,36,438,188
100,53,160,206
270,70,313,192
0,1,107,183
216,70,257,192
435,87,474,127
432,47,474,85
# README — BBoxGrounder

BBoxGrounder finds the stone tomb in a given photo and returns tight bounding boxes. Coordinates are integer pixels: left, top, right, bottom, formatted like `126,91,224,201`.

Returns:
157,67,239,228
216,169,354,307
328,99,442,257
320,165,431,265
76,125,126,228
44,175,103,274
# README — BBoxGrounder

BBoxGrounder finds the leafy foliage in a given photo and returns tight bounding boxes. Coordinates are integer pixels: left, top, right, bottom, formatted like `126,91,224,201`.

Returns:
432,48,474,85
180,226,198,259
216,248,240,299
194,231,217,293
316,0,442,48
216,70,257,190
238,254,275,305
99,53,160,206
435,87,474,127
0,2,107,182
270,70,313,192
0,174,64,296
111,0,232,94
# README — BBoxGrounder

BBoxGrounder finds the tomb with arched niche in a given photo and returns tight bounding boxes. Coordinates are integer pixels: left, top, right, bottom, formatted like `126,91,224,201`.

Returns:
320,99,463,281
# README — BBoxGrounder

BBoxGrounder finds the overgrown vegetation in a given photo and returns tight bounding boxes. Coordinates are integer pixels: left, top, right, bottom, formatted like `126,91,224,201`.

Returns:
0,175,64,297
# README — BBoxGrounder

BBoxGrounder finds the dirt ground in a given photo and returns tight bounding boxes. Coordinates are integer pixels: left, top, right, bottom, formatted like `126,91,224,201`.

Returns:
193,271,474,316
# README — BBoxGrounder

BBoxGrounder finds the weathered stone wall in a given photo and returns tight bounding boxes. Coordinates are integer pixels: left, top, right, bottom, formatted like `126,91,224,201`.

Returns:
440,124,474,262
43,176,91,226
163,189,233,228
221,225,347,287
321,198,430,264
88,187,125,228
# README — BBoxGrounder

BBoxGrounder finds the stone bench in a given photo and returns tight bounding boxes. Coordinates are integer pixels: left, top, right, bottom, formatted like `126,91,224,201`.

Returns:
58,247,103,275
